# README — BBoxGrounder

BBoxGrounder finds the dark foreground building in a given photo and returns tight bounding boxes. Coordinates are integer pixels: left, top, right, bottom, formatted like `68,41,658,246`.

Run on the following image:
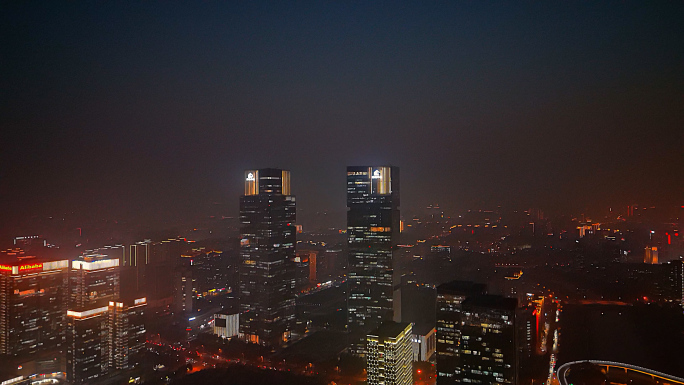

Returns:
436,281,517,385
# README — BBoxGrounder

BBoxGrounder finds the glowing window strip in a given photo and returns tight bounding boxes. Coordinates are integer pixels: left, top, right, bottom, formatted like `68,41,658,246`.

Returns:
67,306,108,318
72,258,119,270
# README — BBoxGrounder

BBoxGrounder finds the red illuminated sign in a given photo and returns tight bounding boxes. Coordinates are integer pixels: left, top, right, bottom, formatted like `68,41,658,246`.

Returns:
19,263,42,271
0,263,44,273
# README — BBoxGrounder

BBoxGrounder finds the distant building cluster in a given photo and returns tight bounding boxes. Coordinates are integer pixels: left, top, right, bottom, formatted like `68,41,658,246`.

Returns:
1,165,683,385
0,249,146,384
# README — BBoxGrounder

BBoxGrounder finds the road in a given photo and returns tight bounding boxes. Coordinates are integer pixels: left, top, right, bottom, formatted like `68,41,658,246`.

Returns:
556,361,684,385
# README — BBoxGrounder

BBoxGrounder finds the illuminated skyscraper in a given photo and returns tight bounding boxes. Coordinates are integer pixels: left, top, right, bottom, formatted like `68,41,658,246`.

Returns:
239,168,296,347
346,166,400,354
108,297,147,370
66,305,109,384
69,255,120,308
0,248,69,356
366,322,413,385
66,296,146,384
127,240,150,294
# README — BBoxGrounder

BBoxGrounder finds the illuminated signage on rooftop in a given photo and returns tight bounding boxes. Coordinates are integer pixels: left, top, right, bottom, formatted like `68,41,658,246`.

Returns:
19,263,42,271
0,263,42,274
245,170,259,195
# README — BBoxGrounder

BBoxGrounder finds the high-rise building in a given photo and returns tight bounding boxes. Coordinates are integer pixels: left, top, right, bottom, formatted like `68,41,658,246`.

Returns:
346,166,400,354
69,256,120,308
127,240,150,294
436,281,487,384
366,321,413,385
66,296,146,384
66,305,109,384
457,295,518,385
0,248,69,356
436,283,517,385
239,168,296,347
108,297,147,370
129,237,188,308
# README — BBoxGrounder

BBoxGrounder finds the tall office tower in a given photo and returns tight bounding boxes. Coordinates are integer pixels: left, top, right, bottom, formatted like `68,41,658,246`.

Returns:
69,256,120,308
437,287,517,385
0,248,69,356
457,296,518,385
66,297,147,383
128,237,188,307
148,238,187,303
128,240,150,293
346,166,400,355
66,304,109,384
108,297,147,370
366,322,413,385
66,256,120,383
435,281,487,384
239,168,296,347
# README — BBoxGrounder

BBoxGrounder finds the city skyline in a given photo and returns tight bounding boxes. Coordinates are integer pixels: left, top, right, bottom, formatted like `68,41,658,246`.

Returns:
1,2,683,384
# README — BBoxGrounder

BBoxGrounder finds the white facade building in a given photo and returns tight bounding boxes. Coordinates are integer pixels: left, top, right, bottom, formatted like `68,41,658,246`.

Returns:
214,312,239,339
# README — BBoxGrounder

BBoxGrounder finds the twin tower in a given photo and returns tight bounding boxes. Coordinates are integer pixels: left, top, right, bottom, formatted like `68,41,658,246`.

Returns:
238,166,399,352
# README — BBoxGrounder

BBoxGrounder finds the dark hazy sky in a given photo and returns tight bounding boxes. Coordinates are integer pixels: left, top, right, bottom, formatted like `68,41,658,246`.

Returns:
2,1,683,230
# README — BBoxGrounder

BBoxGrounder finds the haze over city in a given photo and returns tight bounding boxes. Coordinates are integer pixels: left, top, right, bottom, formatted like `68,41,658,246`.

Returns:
3,1,683,236
1,2,683,385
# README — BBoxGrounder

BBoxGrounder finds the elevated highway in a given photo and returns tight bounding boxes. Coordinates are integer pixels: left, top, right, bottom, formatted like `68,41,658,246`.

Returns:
557,360,684,385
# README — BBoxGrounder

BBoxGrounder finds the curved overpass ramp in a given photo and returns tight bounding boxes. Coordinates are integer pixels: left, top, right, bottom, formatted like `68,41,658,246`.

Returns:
557,360,684,385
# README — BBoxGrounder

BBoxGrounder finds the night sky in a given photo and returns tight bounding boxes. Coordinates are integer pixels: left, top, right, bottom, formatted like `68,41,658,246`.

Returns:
2,2,683,232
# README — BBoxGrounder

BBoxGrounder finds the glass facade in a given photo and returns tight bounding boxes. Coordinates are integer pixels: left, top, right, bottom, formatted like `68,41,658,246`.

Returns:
346,166,400,354
239,168,297,347
436,283,517,385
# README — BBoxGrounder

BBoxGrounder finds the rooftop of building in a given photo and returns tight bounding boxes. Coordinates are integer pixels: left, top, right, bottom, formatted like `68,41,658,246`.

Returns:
0,247,68,266
437,280,487,296
412,323,436,336
368,321,412,339
462,294,518,311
